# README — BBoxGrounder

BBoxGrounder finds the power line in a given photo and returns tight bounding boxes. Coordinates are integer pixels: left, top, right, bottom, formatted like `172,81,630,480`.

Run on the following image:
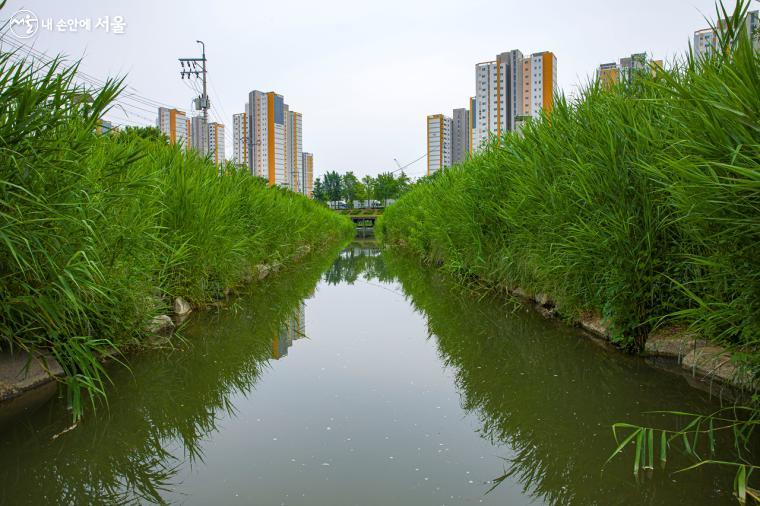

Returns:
389,153,426,174
0,35,181,123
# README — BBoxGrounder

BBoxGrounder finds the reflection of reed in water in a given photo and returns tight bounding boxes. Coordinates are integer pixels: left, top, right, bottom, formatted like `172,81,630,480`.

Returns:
271,302,306,360
0,244,341,506
380,251,736,506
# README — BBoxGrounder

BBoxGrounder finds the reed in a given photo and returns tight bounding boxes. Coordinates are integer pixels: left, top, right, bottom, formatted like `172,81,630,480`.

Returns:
0,50,352,417
378,1,759,360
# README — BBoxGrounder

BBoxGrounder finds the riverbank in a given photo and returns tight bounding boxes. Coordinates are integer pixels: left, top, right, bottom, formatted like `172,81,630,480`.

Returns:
377,18,759,392
2,241,742,505
0,52,353,417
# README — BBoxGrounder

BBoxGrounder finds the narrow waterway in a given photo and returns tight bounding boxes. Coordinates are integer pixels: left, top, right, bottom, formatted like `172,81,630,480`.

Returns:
0,242,740,505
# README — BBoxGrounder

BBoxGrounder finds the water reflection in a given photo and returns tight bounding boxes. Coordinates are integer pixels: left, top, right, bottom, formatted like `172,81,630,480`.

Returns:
379,252,735,505
0,247,339,505
272,302,306,360
0,242,740,505
320,245,736,504
322,241,388,286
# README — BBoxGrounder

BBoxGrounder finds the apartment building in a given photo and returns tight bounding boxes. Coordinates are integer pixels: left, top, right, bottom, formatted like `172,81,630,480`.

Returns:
452,107,470,165
232,109,249,169
301,152,314,198
694,10,759,59
597,53,663,89
426,114,453,176
473,49,524,150
208,122,225,167
190,116,208,155
287,111,303,192
597,62,620,89
94,119,113,135
247,90,290,187
471,49,556,152
469,97,477,155
522,51,557,119
157,107,189,148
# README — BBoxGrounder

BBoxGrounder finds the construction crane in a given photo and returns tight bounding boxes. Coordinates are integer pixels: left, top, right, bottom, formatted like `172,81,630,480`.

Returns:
391,154,426,174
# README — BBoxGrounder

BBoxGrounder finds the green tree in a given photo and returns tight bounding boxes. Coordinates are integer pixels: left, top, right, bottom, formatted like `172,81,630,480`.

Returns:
342,172,360,208
394,171,411,198
374,172,397,206
312,177,326,202
117,126,168,144
323,171,343,207
360,175,375,208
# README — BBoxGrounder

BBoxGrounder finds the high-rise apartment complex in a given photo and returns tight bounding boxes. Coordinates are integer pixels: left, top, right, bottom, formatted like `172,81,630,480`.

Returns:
208,122,225,166
522,51,557,119
157,107,189,148
597,53,663,89
694,10,759,59
245,90,311,192
619,53,661,82
247,90,290,188
190,116,208,155
232,109,248,169
301,152,314,198
470,49,556,152
468,97,477,155
287,111,303,192
452,108,470,165
473,49,524,150
597,62,620,89
426,114,453,175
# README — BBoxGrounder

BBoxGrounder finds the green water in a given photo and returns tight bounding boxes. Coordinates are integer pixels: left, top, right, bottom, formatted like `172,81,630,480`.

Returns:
0,243,742,505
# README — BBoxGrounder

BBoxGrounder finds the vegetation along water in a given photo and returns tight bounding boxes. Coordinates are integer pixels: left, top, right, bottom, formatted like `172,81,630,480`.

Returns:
0,243,747,504
377,0,760,499
0,49,353,417
1,1,760,504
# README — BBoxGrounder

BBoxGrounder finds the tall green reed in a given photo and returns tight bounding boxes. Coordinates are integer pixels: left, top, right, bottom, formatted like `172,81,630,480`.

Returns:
379,1,759,360
0,49,352,419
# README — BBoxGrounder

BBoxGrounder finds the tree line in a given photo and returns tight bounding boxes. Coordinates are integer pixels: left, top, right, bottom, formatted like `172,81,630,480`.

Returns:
312,171,413,207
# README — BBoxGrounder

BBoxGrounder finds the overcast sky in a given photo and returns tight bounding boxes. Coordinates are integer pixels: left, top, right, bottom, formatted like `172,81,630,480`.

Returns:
1,0,740,179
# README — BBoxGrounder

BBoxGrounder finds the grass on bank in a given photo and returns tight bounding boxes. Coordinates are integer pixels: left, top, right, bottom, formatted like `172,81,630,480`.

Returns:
378,1,759,361
0,50,353,417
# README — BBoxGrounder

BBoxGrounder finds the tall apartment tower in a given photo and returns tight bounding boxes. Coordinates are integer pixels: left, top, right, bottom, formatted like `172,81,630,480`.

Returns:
694,10,759,59
597,62,620,89
287,111,303,192
452,107,470,165
522,51,557,119
597,53,663,89
157,107,189,149
469,96,477,155
426,114,453,176
301,152,314,198
232,109,249,169
208,122,225,166
247,90,290,188
473,49,524,151
190,116,208,155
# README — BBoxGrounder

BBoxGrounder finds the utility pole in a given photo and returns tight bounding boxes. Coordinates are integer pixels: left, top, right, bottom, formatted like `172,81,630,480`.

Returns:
179,41,209,151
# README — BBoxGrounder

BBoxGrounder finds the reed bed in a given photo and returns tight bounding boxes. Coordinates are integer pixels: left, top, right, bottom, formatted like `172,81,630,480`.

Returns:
0,51,352,415
378,2,759,362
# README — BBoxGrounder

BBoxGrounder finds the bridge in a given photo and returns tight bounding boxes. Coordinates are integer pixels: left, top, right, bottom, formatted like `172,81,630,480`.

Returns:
349,215,379,227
